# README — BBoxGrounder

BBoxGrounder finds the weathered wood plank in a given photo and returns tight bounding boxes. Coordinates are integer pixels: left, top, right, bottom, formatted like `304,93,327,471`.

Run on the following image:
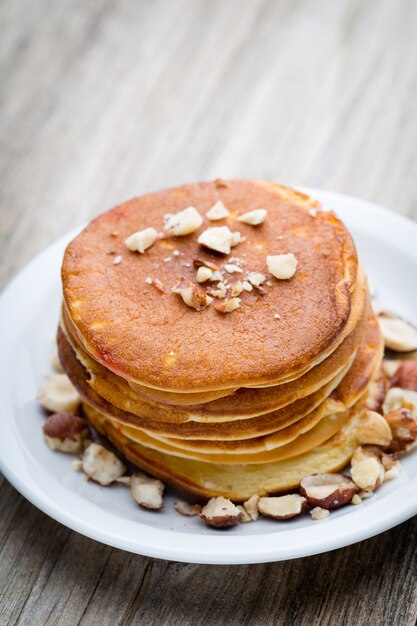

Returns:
1,0,417,624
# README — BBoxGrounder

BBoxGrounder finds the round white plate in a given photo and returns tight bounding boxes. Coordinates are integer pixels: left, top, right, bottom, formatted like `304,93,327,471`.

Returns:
1,188,417,565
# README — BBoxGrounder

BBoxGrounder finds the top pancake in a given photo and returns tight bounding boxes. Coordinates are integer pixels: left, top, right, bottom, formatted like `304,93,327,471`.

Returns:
62,180,358,392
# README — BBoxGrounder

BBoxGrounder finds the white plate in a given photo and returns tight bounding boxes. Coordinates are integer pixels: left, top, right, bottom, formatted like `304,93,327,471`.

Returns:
1,188,417,565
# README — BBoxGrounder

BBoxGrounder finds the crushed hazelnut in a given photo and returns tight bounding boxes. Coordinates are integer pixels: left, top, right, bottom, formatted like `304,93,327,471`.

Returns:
231,231,245,246
236,505,253,523
172,278,213,310
43,413,89,454
215,298,241,313
267,253,298,280
274,313,281,320
164,206,203,236
378,312,417,352
230,281,244,296
37,374,81,414
206,201,230,221
243,495,259,521
145,276,153,285
350,447,385,492
198,226,235,255
385,408,417,452
391,360,417,392
113,255,123,265
237,209,267,225
309,507,329,521
193,258,218,271
172,249,180,256
356,410,392,447
209,282,228,298
299,473,357,510
242,280,253,292
200,497,243,528
258,494,306,520
174,501,200,517
224,264,243,274
125,227,158,253
82,443,126,486
247,272,266,286
351,494,362,505
131,472,165,510
196,266,213,283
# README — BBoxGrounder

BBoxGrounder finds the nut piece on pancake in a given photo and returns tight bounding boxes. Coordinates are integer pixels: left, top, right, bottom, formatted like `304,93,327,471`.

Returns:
200,497,243,528
378,312,417,352
125,227,158,253
224,263,243,274
172,278,213,310
198,226,239,255
215,297,241,314
390,360,417,391
355,410,392,447
384,408,417,453
243,495,260,521
164,206,203,236
196,266,213,283
267,253,298,280
309,507,330,521
237,209,267,225
43,413,89,454
206,201,230,221
350,447,385,492
258,494,306,520
174,501,201,517
247,272,266,286
82,443,127,485
131,472,165,510
37,374,81,414
299,474,357,510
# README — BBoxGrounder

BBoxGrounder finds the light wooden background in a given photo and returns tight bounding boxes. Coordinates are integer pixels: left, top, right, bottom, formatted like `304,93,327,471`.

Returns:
1,1,417,624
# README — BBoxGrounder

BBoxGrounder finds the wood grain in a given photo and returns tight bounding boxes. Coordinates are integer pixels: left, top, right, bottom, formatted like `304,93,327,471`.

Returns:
1,0,417,624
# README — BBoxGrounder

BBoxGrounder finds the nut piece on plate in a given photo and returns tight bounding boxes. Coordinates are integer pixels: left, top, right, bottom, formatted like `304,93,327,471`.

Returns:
164,207,203,236
383,387,417,417
82,443,127,486
37,374,81,414
355,410,392,447
236,505,253,523
174,501,200,517
237,209,267,225
257,494,306,520
206,201,230,221
380,451,401,480
125,227,158,253
309,507,330,521
378,312,417,352
172,278,213,310
384,408,417,452
43,413,89,454
299,473,357,510
131,472,165,510
382,359,403,379
200,497,243,528
243,495,260,521
267,253,298,280
196,266,213,283
350,446,385,492
215,298,241,314
198,226,236,255
391,360,417,392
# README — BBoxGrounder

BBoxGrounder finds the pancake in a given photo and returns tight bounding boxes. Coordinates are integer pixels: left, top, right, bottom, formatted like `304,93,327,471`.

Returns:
83,395,378,501
60,288,369,423
62,180,358,392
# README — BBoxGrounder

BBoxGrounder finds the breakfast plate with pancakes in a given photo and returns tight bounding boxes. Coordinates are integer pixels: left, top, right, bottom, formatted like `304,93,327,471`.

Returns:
1,183,417,564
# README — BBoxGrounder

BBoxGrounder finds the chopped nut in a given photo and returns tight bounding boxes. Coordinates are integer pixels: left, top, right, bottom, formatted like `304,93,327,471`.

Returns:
385,408,417,452
258,494,306,520
247,272,266,286
215,297,241,313
308,208,318,217
196,266,213,283
172,249,180,256
236,505,253,523
115,476,131,485
381,451,401,480
112,255,122,265
82,443,126,486
351,494,362,505
382,359,402,378
383,387,417,418
209,270,223,282
230,281,244,297
242,280,253,292
37,374,81,414
131,472,165,510
299,474,357,510
358,491,374,500
206,201,230,221
350,447,385,492
174,501,200,517
267,253,298,280
145,276,153,285
163,256,172,263
209,282,228,298
198,226,235,254
364,377,386,413
200,497,243,528
356,410,392,447
153,278,165,293
391,360,417,392
309,507,329,521
72,459,83,472
231,231,245,246
172,278,213,310
193,258,218,271
274,313,281,320
378,312,417,352
237,209,267,225
224,264,243,274
125,227,158,253
243,495,259,521
43,413,89,454
164,206,203,236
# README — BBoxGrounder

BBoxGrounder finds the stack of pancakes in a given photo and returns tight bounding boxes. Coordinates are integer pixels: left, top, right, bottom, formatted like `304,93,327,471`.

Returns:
58,180,383,500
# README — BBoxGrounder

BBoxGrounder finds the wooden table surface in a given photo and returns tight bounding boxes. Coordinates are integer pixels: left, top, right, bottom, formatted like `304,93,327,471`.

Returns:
1,1,417,624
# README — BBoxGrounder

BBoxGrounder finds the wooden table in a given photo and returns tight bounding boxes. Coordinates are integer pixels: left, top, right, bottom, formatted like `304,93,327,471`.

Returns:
1,1,417,624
